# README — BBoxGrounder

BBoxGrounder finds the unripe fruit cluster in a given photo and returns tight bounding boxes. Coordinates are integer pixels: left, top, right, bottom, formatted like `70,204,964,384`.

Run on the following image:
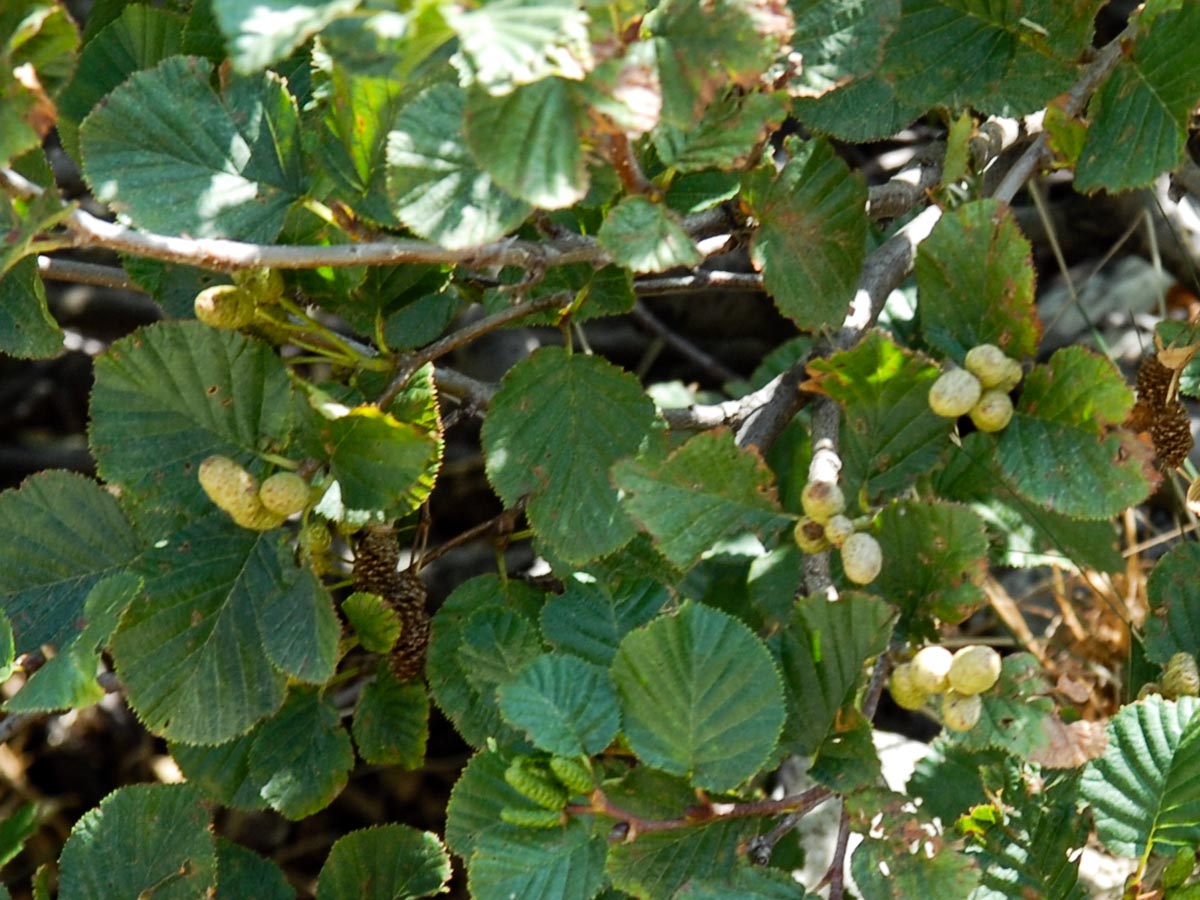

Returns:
198,455,310,531
793,479,882,585
193,269,284,330
928,343,1023,433
888,644,1002,732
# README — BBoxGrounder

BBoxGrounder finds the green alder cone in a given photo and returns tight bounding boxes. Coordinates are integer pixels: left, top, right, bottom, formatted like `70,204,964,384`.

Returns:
194,284,256,329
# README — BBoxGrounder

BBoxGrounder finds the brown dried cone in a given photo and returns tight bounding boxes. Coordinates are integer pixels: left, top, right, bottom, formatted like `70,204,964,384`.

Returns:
352,526,431,681
1127,354,1193,469
1150,400,1193,470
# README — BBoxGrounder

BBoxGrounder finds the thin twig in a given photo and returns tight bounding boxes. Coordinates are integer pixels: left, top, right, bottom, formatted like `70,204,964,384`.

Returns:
37,256,136,290
823,806,853,900
586,784,832,840
418,500,526,569
628,302,740,384
634,270,763,296
379,293,570,405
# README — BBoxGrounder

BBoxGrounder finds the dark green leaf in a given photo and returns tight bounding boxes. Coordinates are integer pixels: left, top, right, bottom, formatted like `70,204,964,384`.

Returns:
387,83,531,249
1019,347,1133,433
0,803,36,869
466,79,588,209
170,728,269,811
869,500,988,629
613,430,791,571
56,4,185,160
57,784,215,900
675,866,815,899
352,669,429,768
1146,543,1200,665
652,91,787,173
89,322,296,532
112,515,337,744
317,825,452,900
0,256,62,359
611,601,785,791
213,0,360,72
248,687,354,819
1082,695,1200,857
806,330,950,507
774,592,895,756
460,606,545,697
342,591,401,654
539,576,668,667
852,834,979,899
743,139,868,331
446,748,534,860
915,200,1040,362
498,653,620,756
484,347,657,565
215,840,293,900
6,573,140,713
597,197,701,273
996,416,1158,520
607,817,762,900
468,820,606,900
789,0,899,98
1076,5,1200,193
427,575,545,749
80,56,303,241
0,470,140,652
907,737,1007,824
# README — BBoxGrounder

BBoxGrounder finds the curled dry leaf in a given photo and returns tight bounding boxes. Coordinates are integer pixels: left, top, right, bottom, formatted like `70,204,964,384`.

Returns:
1029,716,1108,769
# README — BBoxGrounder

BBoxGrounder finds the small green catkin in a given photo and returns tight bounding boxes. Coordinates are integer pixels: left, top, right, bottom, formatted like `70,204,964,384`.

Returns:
500,806,565,828
548,756,594,794
504,760,568,810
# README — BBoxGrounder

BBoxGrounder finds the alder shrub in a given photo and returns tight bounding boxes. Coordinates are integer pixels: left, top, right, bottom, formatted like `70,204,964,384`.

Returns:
4,1,1200,898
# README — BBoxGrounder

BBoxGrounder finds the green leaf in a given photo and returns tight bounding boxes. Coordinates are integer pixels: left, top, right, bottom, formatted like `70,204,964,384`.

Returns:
675,867,814,900
967,772,1089,900
316,63,407,227
343,591,401,653
774,593,895,757
89,321,296,532
80,56,303,241
483,347,657,565
1146,543,1200,665
869,500,988,630
56,4,186,161
352,668,429,768
653,91,788,172
792,73,923,143
789,0,898,98
497,653,620,756
215,840,293,900
915,200,1040,362
613,430,791,571
907,738,1006,824
247,687,354,820
1082,695,1200,858
539,576,668,667
1076,5,1200,193
0,470,141,652
1019,346,1133,433
0,1,79,165
213,0,360,72
466,79,588,209
0,256,62,359
851,835,979,899
317,825,452,900
170,728,268,811
877,0,1100,117
447,0,591,95
611,600,785,791
469,819,606,900
0,803,36,869
446,748,536,860
304,390,441,526
427,576,546,749
995,416,1158,520
112,514,337,744
743,139,868,331
607,817,761,900
386,83,531,249
6,573,140,713
948,654,1055,760
460,607,545,697
806,330,950,508
974,498,1123,574
57,784,215,900
597,197,701,273
648,0,790,127
122,257,231,319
